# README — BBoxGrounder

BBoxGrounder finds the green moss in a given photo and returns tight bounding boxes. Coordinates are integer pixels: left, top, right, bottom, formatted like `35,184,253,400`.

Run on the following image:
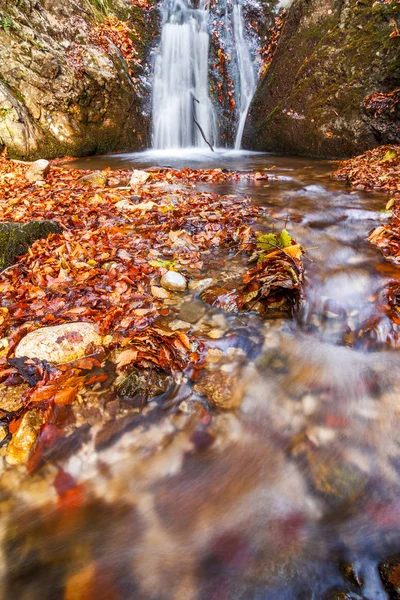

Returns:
0,221,62,270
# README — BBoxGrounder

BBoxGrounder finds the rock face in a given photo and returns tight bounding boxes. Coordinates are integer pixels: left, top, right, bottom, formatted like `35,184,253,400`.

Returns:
0,0,159,160
15,322,103,364
0,220,62,270
244,0,400,158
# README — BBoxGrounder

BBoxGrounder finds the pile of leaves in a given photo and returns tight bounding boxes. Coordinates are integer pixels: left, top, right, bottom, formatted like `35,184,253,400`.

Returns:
0,153,303,466
202,229,303,317
363,88,400,119
333,145,400,193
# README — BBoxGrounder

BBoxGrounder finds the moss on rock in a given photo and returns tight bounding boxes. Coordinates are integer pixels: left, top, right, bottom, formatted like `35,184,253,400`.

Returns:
0,221,62,270
244,0,400,158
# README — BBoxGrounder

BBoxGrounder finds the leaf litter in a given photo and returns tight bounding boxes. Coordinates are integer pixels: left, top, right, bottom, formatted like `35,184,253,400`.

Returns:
0,152,303,467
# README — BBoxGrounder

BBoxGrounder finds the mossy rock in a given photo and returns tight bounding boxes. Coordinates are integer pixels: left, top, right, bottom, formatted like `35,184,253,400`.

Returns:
0,220,62,270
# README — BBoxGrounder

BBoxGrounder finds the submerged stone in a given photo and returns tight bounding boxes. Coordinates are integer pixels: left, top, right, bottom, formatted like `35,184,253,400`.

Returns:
116,368,172,404
0,220,62,270
6,409,43,465
15,322,102,364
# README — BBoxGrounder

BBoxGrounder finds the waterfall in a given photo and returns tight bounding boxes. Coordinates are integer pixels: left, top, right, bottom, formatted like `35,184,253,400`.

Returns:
152,0,258,150
232,1,257,150
152,0,217,149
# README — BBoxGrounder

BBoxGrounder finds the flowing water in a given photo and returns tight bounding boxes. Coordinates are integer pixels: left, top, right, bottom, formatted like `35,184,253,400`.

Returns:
2,151,400,600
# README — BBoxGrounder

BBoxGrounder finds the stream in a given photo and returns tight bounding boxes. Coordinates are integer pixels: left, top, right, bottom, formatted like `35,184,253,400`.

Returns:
2,151,400,600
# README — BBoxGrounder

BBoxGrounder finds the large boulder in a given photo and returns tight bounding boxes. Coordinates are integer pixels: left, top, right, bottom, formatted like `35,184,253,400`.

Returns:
244,0,400,158
0,0,159,160
0,220,62,270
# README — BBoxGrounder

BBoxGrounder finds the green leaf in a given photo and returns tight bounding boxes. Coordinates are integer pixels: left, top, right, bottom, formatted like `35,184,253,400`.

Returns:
382,149,397,162
256,229,292,252
149,259,176,270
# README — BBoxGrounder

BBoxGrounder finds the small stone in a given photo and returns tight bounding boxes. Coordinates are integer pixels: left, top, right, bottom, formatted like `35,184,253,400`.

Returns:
79,171,108,187
194,370,242,409
161,271,187,291
130,170,150,188
179,300,206,324
25,159,50,183
15,322,102,364
188,278,213,292
208,328,224,339
168,319,191,331
6,409,43,465
302,394,318,415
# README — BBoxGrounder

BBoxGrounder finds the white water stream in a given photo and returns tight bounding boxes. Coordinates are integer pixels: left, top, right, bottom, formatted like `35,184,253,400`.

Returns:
152,0,258,150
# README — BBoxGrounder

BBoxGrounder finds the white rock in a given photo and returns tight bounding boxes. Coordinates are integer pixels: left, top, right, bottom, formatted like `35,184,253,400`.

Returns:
15,322,102,364
129,169,150,188
25,159,50,183
160,271,187,292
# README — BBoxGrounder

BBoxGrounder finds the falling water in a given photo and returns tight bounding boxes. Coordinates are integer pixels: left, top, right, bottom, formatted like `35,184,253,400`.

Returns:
152,0,217,149
233,1,257,150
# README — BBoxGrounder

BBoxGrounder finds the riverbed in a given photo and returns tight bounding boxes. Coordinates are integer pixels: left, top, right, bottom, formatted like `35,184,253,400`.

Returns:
2,151,400,600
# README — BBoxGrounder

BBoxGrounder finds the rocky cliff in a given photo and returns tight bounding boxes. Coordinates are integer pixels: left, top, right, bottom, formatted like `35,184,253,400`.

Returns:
0,0,158,159
243,0,400,158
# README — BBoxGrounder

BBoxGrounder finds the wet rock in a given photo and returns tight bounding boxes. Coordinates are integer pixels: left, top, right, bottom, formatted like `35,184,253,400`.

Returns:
189,277,213,292
309,454,367,501
340,562,364,589
15,322,102,364
116,368,172,405
79,171,108,187
0,384,27,413
323,589,364,600
25,159,50,183
0,220,62,270
379,555,400,599
130,170,150,187
179,300,206,324
194,370,242,410
161,271,187,292
6,409,43,465
168,319,191,331
244,0,400,158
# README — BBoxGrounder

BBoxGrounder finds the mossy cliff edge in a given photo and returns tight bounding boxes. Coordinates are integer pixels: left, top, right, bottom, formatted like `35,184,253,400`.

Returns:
0,0,159,160
244,0,400,158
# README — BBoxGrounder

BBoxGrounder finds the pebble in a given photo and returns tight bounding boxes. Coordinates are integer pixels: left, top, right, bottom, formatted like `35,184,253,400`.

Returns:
188,278,213,292
79,171,107,187
168,319,191,331
208,329,225,339
15,322,102,364
25,159,50,183
302,394,318,415
130,169,150,187
6,409,43,465
161,271,187,291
